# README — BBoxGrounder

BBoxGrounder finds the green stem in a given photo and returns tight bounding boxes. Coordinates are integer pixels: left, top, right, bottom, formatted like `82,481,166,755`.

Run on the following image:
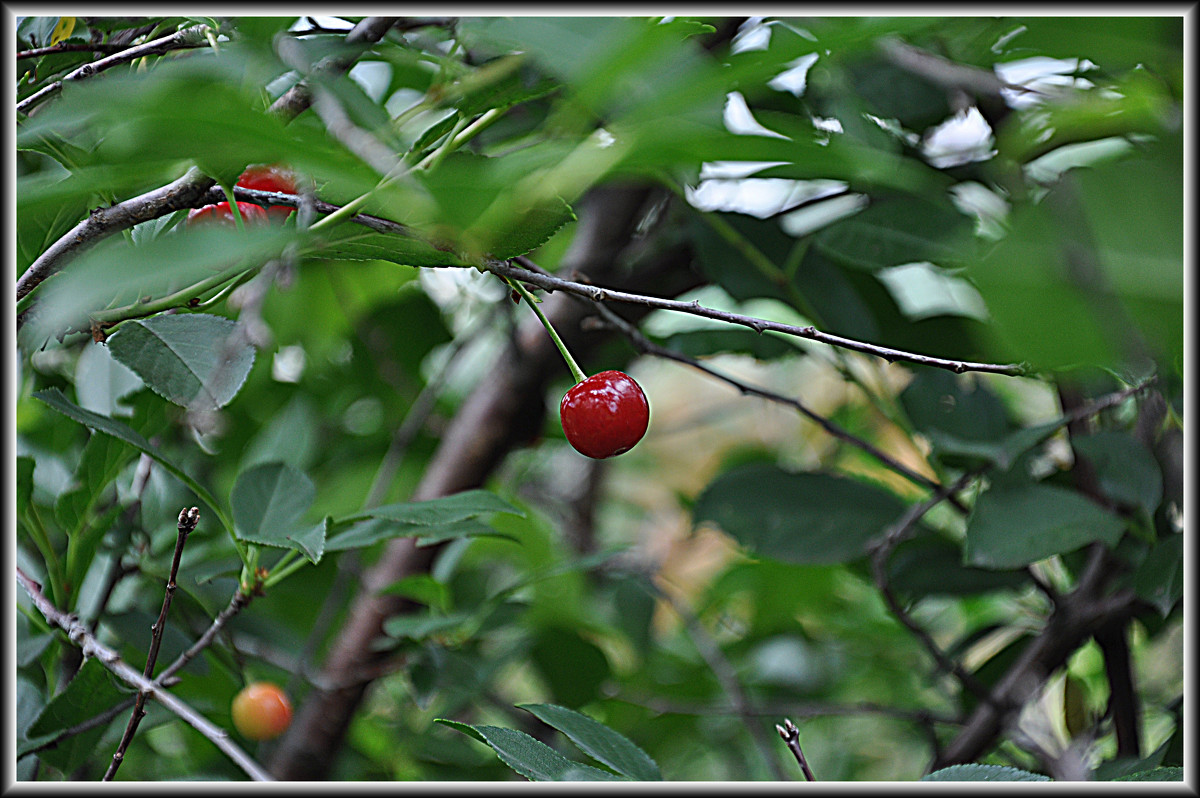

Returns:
416,107,504,171
505,275,586,384
416,114,471,171
263,551,308,589
219,183,246,232
308,192,373,233
90,264,254,328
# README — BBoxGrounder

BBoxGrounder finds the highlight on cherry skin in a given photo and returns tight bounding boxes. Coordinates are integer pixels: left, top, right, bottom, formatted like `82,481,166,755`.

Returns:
559,370,650,459
230,681,293,741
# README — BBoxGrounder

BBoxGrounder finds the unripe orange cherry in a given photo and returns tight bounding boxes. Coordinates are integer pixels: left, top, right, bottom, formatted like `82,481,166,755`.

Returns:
231,682,293,741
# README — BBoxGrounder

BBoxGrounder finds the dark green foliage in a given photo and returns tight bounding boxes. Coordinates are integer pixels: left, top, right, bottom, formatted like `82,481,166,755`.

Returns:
15,14,1181,784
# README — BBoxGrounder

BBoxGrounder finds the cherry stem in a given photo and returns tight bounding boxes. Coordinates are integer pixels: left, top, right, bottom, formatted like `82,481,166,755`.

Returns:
505,275,587,385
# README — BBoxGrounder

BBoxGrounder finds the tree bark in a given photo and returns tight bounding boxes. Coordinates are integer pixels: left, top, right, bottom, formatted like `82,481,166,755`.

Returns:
269,185,701,779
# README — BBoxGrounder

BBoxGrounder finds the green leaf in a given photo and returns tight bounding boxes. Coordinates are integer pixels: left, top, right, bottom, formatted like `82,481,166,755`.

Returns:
529,627,610,709
33,388,225,527
900,369,1011,444
994,17,1180,74
1132,534,1182,617
325,517,517,553
17,456,34,508
413,518,519,548
1113,767,1183,782
346,489,523,527
287,517,328,565
54,425,137,533
379,575,450,611
72,340,144,417
383,612,472,641
888,534,1029,597
230,462,320,562
106,314,256,410
437,721,623,781
657,328,800,361
815,193,974,271
413,152,577,260
922,764,1051,782
519,704,662,781
1072,431,1163,515
435,718,487,744
694,463,906,564
969,134,1181,373
16,613,52,668
20,223,292,349
459,17,718,127
310,224,473,268
965,482,1127,569
23,658,126,772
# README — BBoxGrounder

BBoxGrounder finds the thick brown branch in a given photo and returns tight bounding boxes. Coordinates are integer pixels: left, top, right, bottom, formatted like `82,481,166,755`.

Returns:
267,185,700,780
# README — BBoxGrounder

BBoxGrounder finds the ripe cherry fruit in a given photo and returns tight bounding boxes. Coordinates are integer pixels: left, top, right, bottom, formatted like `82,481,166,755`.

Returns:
560,370,650,459
230,682,293,741
236,165,298,222
187,201,269,228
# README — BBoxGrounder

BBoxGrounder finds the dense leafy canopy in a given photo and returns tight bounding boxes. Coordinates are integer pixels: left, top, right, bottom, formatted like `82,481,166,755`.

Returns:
14,14,1182,783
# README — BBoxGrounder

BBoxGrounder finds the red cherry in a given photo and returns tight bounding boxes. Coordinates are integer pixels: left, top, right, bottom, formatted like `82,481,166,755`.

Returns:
231,682,293,741
187,201,269,228
236,165,297,222
560,370,650,459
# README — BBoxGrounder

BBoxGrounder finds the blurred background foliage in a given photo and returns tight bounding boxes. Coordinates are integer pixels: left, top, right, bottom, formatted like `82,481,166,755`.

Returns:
15,14,1183,782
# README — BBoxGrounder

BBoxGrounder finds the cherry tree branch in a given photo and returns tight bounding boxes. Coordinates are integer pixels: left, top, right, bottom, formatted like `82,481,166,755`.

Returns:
868,472,992,699
18,43,132,59
268,17,400,119
16,567,272,781
775,719,816,781
577,292,969,512
488,260,1029,377
15,16,401,312
104,507,198,780
17,24,212,116
651,580,787,780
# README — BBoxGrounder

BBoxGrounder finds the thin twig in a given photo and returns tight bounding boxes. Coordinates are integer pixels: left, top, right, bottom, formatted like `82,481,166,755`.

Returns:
775,719,816,781
88,453,155,631
580,296,970,514
45,587,255,757
877,37,1035,100
650,580,788,780
18,43,131,59
16,567,272,781
104,507,199,780
268,17,400,119
488,260,1028,377
18,24,212,116
156,589,253,685
16,17,400,316
868,473,993,699
635,696,961,727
